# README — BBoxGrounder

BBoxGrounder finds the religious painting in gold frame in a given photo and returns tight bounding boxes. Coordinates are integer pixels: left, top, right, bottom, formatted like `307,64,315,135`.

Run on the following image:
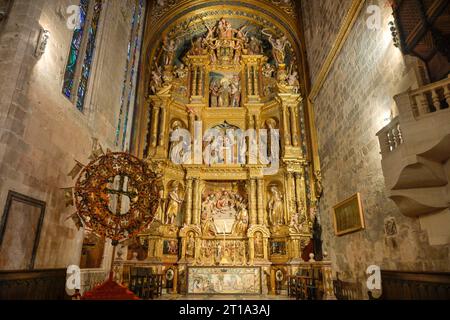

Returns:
332,193,365,236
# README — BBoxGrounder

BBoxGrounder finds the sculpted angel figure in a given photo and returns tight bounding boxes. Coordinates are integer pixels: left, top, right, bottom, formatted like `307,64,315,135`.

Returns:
287,70,300,93
173,64,188,79
233,40,243,64
289,210,307,233
162,36,179,66
248,36,262,54
190,37,204,55
236,25,249,41
150,64,163,94
262,63,275,78
262,29,291,66
204,22,216,41
217,17,233,40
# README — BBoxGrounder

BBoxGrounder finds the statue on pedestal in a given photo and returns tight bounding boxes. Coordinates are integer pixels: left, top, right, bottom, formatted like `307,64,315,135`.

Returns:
165,182,183,225
255,232,264,258
268,185,284,225
186,232,195,258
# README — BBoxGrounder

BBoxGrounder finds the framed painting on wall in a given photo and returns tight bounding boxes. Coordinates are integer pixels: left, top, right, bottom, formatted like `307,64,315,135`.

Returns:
332,193,365,236
0,191,46,270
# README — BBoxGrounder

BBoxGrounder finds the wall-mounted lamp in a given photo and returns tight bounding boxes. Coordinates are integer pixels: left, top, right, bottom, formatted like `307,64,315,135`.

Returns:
35,28,50,58
388,21,400,48
0,10,7,23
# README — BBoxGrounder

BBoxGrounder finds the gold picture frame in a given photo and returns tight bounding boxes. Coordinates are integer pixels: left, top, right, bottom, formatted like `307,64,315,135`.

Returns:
333,193,365,236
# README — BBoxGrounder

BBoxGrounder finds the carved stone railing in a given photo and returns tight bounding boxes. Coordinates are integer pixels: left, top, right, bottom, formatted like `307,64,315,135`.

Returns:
0,269,68,300
377,116,403,156
80,269,109,295
409,75,450,117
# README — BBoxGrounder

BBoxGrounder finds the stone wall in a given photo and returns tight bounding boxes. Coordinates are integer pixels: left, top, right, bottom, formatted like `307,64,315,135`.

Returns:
301,0,353,83
0,0,135,270
302,0,450,293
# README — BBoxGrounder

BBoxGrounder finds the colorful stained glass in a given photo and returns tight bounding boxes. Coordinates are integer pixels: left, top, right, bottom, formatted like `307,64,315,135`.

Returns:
62,0,89,99
77,0,103,111
116,0,145,149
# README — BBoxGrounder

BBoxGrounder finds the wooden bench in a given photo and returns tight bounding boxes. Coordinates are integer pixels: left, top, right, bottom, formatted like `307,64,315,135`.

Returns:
128,267,163,300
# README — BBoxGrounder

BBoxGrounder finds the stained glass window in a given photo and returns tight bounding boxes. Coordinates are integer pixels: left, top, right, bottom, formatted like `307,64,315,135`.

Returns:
62,0,103,112
62,0,89,99
116,0,145,150
77,0,103,111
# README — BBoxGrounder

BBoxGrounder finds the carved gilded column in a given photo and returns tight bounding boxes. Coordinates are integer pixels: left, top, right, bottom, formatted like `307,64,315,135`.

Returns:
247,113,255,130
250,179,257,225
247,65,253,96
158,105,166,147
191,67,198,97
295,105,303,155
151,104,160,148
253,66,259,96
286,172,295,220
257,179,265,225
290,106,299,147
184,178,193,225
282,105,291,146
199,67,204,96
295,170,306,213
189,113,195,136
192,179,200,225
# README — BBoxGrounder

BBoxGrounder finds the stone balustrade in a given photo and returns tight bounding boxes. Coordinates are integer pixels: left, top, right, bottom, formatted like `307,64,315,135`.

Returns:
409,75,450,117
376,77,450,243
377,116,403,156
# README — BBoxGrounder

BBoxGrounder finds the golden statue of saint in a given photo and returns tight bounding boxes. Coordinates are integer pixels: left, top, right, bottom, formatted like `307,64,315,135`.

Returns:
165,182,183,225
268,185,284,225
186,232,195,258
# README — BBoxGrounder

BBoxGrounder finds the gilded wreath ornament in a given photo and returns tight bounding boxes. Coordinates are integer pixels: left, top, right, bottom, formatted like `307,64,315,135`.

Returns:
74,152,161,243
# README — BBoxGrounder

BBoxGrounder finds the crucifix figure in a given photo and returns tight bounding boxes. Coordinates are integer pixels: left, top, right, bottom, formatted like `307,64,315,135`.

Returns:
105,176,138,219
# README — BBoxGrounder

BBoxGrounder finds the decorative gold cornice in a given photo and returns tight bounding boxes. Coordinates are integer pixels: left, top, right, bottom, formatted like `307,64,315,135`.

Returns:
308,0,365,102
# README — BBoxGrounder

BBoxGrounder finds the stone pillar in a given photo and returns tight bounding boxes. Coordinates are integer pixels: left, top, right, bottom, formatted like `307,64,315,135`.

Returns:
192,179,200,225
250,179,257,225
184,178,193,225
257,179,265,225
151,105,160,148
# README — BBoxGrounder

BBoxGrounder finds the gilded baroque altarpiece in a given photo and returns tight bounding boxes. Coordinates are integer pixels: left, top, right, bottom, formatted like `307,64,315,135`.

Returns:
114,1,325,294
